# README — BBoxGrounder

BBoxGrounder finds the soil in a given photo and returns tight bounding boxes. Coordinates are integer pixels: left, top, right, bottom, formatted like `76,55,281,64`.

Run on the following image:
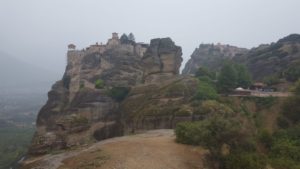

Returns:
22,130,207,169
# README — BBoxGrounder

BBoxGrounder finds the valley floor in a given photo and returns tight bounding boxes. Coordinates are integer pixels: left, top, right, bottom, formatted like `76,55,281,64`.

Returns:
22,129,207,169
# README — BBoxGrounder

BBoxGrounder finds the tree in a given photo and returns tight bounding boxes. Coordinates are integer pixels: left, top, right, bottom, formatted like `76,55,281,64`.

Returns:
235,64,252,88
281,80,300,124
217,63,238,93
194,81,218,101
285,61,300,82
195,67,215,80
120,33,129,44
128,33,135,42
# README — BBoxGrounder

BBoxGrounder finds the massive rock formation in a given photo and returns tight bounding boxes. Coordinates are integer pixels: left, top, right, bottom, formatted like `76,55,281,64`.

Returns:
182,43,248,74
233,34,300,81
142,38,182,83
29,34,195,155
183,34,300,82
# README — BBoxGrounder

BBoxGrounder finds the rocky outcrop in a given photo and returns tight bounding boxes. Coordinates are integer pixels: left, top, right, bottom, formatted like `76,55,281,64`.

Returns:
142,38,182,83
28,34,195,156
121,76,198,134
183,34,300,83
182,44,248,74
233,34,300,81
29,34,145,155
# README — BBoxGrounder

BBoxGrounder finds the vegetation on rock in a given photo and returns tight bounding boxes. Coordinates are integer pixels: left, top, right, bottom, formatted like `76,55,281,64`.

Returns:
95,79,104,89
108,87,130,102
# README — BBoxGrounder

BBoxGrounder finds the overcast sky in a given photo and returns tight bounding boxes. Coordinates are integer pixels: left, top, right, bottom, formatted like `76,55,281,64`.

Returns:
0,0,299,74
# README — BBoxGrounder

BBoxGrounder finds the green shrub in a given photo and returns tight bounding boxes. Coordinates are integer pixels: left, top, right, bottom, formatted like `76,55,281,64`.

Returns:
80,81,85,89
258,129,273,148
175,121,207,145
277,116,290,128
269,157,300,169
95,79,104,89
108,87,130,102
198,100,234,117
70,115,89,126
194,81,218,101
284,62,300,82
270,139,300,161
175,116,241,149
264,75,280,86
195,67,215,80
223,151,266,169
281,96,300,124
268,125,300,168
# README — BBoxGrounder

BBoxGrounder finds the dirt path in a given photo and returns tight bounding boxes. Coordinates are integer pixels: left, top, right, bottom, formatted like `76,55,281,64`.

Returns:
23,130,207,169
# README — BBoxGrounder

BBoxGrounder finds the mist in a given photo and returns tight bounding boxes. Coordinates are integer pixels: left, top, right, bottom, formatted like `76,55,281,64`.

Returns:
0,0,300,73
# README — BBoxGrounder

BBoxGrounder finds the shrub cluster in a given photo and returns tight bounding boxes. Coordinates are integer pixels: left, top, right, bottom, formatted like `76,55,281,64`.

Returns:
108,87,130,102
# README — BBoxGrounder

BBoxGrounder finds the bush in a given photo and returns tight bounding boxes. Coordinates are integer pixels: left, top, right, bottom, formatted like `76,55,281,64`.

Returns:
279,81,300,124
80,81,85,89
268,125,300,169
258,129,273,148
108,87,130,102
175,121,207,145
277,116,290,128
199,100,234,117
175,116,242,149
195,67,215,80
285,62,300,82
281,96,300,124
194,81,218,101
175,115,262,169
270,139,300,161
264,75,280,86
223,151,266,169
269,157,300,169
95,79,104,89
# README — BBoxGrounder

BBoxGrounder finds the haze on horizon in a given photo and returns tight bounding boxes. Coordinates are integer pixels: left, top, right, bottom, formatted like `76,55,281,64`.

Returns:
0,0,300,74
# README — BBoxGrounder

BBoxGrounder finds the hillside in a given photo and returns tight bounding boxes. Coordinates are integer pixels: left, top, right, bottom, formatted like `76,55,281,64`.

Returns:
183,34,300,83
233,34,300,81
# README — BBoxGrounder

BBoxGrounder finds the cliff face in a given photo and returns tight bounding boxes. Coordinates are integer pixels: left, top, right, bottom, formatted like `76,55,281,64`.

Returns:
29,35,195,155
233,34,300,81
182,44,248,74
183,34,300,82
142,38,182,83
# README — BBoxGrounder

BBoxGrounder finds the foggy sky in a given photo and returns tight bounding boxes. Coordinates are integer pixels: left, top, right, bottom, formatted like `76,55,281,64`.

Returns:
0,0,300,74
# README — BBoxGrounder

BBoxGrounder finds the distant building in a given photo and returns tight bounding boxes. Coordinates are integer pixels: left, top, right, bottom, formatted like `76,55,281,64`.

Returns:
112,32,119,39
250,82,266,90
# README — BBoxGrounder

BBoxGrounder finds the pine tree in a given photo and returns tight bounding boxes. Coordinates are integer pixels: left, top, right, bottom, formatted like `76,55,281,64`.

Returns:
120,33,129,44
128,33,135,42
235,64,252,88
217,63,238,93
